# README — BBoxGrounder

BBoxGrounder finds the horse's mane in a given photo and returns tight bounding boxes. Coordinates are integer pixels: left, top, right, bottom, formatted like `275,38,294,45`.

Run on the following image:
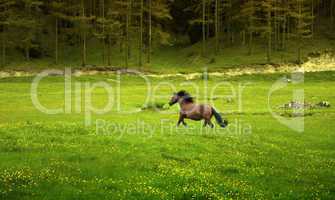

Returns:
177,90,194,103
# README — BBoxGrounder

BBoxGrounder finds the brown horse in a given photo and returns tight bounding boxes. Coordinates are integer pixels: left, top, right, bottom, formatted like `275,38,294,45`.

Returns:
169,90,228,128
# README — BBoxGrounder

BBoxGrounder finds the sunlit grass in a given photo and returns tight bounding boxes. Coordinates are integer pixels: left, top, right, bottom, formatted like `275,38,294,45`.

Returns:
0,72,334,199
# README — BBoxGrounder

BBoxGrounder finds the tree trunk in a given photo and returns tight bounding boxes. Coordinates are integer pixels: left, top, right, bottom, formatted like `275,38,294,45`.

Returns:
298,0,302,65
102,0,105,64
128,0,132,58
202,0,206,57
125,0,130,68
282,12,286,50
248,31,253,55
331,0,334,30
231,32,234,44
311,0,314,37
287,9,290,39
55,18,59,64
83,33,87,66
25,46,30,61
316,0,320,32
25,3,31,61
206,2,210,40
215,0,219,54
1,32,5,67
1,4,6,67
147,0,152,64
267,6,272,63
229,1,233,45
248,0,254,55
273,1,277,51
108,36,111,66
119,32,123,53
139,0,143,67
81,0,86,67
219,0,224,47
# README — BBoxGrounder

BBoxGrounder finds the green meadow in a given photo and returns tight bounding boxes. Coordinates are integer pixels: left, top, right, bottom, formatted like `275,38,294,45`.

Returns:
0,71,334,199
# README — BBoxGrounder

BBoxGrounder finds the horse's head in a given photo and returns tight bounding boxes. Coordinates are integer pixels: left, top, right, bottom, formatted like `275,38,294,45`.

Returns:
169,90,193,106
169,93,180,106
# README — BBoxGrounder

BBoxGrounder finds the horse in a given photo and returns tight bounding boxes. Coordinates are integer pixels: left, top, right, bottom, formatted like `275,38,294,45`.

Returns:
169,90,228,128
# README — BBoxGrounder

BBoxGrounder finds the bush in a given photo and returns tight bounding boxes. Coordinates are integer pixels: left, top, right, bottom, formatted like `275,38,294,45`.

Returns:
141,102,169,111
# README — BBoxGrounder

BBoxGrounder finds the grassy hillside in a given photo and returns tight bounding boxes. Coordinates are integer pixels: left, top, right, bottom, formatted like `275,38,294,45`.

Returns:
2,32,335,74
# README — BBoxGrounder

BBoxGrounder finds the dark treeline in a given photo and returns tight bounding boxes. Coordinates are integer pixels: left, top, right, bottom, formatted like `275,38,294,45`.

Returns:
0,0,334,67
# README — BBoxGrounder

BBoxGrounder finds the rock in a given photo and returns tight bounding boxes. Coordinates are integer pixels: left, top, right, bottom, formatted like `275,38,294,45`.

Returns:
281,101,313,109
317,101,331,108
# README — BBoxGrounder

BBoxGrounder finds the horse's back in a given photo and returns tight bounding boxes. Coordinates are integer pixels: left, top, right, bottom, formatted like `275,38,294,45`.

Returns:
199,104,213,117
182,103,212,120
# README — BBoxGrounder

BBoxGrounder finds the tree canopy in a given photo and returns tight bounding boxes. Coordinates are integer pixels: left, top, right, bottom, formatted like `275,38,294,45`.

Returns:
0,0,334,67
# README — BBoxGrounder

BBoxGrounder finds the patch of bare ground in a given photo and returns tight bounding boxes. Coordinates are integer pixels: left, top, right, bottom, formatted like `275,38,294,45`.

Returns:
1,53,334,78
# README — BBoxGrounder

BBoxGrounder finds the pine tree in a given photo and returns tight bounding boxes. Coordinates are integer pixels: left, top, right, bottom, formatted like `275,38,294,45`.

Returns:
49,0,67,64
148,0,152,63
96,0,122,66
289,0,313,64
11,0,43,61
331,0,334,30
273,0,287,51
146,0,171,63
71,0,94,66
260,0,273,63
273,0,278,50
188,0,208,56
240,0,259,55
224,0,233,44
125,0,130,68
108,5,122,66
281,0,289,50
112,0,132,67
218,0,225,47
202,0,206,57
215,0,219,54
0,0,15,66
139,0,144,67
98,0,106,64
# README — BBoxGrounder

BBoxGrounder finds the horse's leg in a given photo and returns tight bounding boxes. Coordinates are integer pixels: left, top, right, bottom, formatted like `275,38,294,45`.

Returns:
177,114,187,127
204,117,214,128
177,117,183,126
208,120,214,128
203,120,208,127
182,120,187,127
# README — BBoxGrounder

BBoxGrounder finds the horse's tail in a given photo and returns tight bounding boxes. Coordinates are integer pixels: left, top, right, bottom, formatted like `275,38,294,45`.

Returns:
212,108,228,128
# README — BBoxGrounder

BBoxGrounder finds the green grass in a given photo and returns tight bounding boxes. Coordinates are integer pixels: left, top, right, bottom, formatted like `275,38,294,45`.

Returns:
0,71,334,199
2,33,335,73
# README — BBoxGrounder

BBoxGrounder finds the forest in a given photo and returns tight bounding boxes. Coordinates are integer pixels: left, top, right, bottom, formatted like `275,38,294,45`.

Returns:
0,0,334,69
